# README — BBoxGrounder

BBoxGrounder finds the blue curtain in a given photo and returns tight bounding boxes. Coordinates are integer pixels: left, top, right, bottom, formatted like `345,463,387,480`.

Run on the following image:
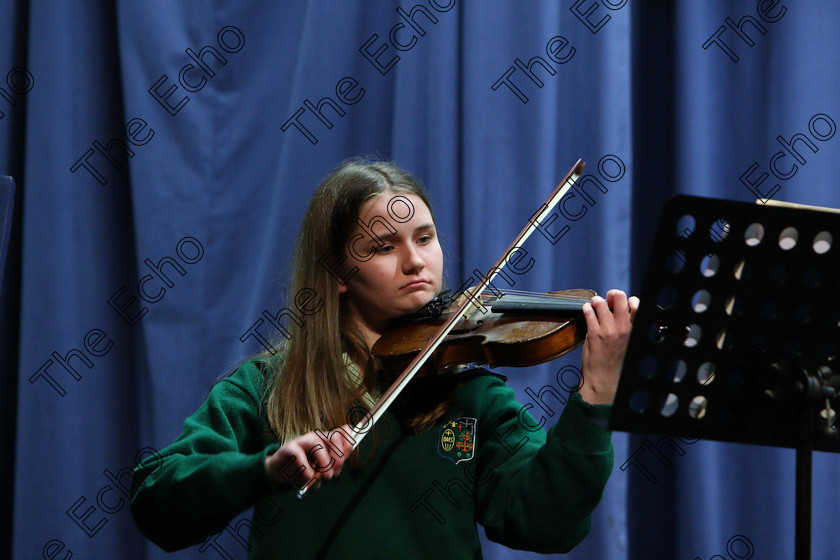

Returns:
4,1,840,558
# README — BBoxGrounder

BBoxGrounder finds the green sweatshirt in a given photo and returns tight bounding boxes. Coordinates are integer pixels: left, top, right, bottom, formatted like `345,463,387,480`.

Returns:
130,358,614,558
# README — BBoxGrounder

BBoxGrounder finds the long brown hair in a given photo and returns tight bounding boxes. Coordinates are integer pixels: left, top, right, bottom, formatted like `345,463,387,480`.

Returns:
260,157,438,444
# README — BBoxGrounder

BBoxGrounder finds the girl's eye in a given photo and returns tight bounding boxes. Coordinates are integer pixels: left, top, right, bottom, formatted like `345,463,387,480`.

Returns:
418,235,432,244
376,245,394,254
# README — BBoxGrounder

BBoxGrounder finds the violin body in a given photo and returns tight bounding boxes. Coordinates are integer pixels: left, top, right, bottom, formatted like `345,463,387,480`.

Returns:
373,289,596,378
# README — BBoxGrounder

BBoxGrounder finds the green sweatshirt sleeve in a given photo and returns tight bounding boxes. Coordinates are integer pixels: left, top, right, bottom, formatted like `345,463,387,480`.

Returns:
130,359,282,552
474,379,614,553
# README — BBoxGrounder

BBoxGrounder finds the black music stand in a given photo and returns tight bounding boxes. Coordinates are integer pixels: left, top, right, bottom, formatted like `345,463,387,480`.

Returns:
610,195,840,560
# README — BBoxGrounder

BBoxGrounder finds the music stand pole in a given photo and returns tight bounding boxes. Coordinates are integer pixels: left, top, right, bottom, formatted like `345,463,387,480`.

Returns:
795,402,812,560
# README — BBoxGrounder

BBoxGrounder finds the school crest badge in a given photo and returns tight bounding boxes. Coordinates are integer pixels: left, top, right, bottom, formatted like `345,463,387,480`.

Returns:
438,417,477,464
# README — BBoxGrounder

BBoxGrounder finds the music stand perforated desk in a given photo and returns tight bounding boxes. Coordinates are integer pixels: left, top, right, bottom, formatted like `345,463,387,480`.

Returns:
610,195,840,560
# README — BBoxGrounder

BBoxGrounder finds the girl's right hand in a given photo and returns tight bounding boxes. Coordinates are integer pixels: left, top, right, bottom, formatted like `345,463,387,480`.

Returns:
264,425,356,489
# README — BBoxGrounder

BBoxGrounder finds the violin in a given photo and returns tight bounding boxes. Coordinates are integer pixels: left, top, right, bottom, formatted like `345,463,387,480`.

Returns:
373,288,597,379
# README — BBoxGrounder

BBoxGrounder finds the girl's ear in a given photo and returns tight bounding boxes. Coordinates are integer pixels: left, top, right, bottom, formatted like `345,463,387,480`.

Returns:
338,281,348,294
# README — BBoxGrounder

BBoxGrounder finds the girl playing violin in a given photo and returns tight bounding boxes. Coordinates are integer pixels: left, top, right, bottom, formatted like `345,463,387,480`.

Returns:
130,158,639,558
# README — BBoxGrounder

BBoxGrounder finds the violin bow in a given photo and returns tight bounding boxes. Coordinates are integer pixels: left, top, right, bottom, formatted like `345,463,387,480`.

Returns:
298,158,586,498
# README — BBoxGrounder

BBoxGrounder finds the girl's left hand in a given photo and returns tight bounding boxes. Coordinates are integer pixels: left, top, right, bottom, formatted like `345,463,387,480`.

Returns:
578,289,639,405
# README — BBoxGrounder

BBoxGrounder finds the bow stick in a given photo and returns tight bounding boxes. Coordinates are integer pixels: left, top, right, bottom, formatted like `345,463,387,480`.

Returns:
298,158,586,498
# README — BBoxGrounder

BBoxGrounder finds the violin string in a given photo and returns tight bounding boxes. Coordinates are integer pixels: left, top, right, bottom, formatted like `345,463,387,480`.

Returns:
453,286,588,297
495,288,592,299
489,289,593,304
498,297,587,305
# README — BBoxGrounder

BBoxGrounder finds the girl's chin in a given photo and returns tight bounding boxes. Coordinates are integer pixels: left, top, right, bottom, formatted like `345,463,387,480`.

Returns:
389,293,435,317
408,288,437,306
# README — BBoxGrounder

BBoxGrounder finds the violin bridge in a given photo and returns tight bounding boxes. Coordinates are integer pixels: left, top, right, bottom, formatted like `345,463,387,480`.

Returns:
449,288,489,333
453,286,488,317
